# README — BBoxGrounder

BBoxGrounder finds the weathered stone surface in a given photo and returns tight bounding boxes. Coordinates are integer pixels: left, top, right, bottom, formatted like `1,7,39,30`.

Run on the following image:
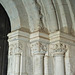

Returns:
0,0,75,75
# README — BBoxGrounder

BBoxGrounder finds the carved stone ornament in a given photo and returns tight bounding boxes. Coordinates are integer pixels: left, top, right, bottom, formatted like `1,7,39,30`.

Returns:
30,41,48,55
50,42,68,56
9,42,23,55
9,44,14,55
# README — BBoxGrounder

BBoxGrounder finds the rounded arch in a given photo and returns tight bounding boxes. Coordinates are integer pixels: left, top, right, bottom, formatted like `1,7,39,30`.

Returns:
52,0,73,34
12,0,30,32
0,0,21,31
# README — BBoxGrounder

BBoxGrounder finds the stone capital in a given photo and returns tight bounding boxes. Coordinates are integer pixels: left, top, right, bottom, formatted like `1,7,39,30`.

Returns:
31,41,49,55
8,30,29,55
9,41,23,55
8,30,29,42
30,31,49,55
50,42,68,56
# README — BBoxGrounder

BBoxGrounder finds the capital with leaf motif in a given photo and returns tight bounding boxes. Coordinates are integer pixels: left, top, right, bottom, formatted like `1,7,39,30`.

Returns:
9,41,23,55
50,42,68,56
30,41,48,55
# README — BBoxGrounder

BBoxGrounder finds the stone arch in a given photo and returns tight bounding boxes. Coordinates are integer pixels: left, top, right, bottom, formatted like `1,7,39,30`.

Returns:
0,0,20,31
12,0,30,32
22,0,59,33
52,0,72,34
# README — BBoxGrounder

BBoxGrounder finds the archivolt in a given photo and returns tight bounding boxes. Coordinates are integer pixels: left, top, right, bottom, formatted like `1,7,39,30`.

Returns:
22,0,59,33
1,0,73,35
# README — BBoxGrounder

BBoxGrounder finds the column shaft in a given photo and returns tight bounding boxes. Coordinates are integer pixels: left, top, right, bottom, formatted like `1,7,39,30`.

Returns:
44,56,49,75
14,54,21,75
33,55,44,75
54,56,65,75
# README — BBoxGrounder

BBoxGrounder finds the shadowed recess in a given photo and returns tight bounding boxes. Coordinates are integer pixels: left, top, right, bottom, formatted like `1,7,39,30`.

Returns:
0,3,11,75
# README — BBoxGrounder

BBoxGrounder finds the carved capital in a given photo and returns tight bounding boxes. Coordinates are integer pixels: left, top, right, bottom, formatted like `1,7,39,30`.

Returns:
30,41,48,55
9,44,14,55
50,42,68,56
9,41,23,55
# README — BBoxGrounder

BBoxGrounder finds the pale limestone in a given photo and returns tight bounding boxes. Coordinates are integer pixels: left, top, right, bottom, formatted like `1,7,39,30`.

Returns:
0,0,75,75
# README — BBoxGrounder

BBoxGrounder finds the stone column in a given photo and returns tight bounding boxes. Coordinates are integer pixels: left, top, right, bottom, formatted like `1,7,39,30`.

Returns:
30,31,49,75
44,52,49,75
50,43,67,75
7,30,29,75
33,54,44,75
31,41,48,75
